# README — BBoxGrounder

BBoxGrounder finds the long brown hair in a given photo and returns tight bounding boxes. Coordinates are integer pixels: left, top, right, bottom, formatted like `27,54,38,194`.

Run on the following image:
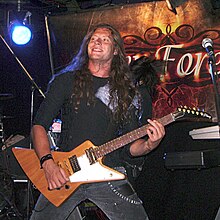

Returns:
62,23,137,124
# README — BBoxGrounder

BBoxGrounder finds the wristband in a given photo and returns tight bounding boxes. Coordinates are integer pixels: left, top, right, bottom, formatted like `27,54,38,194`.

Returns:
40,154,53,169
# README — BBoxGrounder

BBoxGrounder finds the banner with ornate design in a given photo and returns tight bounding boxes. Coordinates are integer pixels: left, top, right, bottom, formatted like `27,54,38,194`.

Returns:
48,0,220,120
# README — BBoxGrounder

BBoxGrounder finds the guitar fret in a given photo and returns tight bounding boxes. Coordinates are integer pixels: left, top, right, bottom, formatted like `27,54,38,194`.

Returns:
96,124,149,158
92,110,187,160
159,114,174,126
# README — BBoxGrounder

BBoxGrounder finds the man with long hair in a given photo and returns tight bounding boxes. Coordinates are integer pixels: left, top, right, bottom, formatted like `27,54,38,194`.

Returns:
30,23,165,220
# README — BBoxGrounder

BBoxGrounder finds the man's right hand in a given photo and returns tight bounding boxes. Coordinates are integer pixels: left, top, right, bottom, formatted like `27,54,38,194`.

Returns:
42,159,69,190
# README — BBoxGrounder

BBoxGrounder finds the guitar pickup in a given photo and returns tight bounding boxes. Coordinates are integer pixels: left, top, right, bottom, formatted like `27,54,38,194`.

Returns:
69,155,81,172
85,147,97,165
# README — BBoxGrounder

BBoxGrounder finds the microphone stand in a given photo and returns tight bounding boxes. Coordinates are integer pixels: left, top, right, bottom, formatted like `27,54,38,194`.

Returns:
0,35,45,99
0,35,45,219
207,54,220,130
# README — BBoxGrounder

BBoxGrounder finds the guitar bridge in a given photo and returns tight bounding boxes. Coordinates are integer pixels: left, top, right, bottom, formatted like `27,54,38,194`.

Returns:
85,147,97,165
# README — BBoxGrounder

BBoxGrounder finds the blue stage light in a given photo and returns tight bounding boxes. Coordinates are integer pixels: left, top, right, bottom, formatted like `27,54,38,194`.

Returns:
11,24,32,45
8,11,33,46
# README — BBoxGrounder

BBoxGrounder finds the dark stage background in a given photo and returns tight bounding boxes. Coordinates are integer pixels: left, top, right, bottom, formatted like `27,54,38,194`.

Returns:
0,0,220,220
0,11,51,136
135,121,220,220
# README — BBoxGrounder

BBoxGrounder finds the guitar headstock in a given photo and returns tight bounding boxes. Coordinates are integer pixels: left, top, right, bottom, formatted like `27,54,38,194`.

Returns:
172,106,212,122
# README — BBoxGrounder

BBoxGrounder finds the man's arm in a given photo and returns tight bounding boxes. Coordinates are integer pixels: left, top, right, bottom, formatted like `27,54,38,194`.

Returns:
31,125,69,189
130,119,165,156
32,125,51,158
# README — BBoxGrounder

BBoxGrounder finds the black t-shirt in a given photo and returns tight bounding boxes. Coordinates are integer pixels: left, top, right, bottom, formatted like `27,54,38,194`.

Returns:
34,71,152,179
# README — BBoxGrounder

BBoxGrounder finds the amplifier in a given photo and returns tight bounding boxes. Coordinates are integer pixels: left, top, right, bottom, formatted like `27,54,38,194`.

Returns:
164,149,220,170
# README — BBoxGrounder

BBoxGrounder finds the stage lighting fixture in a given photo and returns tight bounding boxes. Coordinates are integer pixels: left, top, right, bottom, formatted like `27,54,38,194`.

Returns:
10,22,32,45
8,11,33,46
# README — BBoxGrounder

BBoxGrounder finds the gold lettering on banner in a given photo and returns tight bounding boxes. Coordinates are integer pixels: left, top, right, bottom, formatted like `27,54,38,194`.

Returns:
153,45,219,82
124,24,220,84
177,53,205,80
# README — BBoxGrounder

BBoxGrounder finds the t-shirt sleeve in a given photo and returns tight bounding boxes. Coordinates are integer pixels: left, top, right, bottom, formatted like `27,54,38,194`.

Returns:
33,72,73,131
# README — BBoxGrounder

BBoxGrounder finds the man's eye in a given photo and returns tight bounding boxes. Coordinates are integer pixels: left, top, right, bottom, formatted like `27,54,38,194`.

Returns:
90,37,96,41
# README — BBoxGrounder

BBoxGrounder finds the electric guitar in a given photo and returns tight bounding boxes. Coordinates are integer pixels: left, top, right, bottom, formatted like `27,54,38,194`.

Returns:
12,106,212,207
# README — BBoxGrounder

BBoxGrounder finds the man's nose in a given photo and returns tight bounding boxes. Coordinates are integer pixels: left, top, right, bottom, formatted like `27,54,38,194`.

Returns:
94,38,102,45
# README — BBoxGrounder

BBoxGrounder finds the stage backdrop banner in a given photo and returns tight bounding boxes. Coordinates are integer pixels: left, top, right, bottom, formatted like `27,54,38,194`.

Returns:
47,0,220,120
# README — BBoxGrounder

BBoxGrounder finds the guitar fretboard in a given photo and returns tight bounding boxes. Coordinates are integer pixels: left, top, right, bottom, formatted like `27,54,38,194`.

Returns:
94,113,175,159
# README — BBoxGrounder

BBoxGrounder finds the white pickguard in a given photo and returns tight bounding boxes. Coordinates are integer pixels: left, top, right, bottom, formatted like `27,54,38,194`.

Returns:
69,154,125,183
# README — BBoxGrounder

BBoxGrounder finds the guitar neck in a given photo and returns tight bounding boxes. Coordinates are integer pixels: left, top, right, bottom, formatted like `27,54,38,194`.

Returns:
94,113,175,159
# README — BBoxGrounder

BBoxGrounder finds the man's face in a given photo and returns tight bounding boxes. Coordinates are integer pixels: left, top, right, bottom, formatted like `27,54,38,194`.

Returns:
88,28,116,63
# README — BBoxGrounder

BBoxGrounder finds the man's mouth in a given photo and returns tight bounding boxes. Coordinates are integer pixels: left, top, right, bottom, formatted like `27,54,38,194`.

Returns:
92,48,102,52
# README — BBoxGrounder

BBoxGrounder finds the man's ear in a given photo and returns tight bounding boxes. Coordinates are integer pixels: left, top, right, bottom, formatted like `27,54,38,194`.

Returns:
113,49,118,55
